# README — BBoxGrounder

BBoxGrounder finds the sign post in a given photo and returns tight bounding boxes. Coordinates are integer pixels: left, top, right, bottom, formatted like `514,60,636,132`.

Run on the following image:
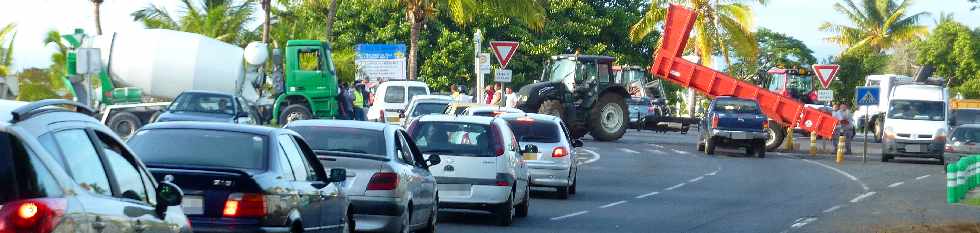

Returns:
812,64,840,89
474,30,483,103
856,87,880,163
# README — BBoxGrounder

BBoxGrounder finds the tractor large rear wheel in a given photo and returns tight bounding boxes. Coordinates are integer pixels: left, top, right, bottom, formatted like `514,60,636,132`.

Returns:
589,93,627,141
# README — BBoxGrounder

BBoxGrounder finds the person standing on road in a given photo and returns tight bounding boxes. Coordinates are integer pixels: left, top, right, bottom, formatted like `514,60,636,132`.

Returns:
505,87,518,108
485,84,495,104
833,103,855,154
353,82,367,121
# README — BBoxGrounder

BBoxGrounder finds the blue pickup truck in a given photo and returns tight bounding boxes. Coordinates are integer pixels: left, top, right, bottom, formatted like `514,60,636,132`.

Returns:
697,97,769,157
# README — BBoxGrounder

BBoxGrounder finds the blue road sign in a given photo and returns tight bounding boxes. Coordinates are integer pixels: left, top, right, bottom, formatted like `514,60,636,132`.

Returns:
855,87,880,106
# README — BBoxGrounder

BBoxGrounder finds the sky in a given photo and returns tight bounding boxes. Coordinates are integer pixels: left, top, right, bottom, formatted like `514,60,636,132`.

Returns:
0,0,978,73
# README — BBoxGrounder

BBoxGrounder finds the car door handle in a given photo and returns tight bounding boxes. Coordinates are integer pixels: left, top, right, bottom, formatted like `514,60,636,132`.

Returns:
92,217,106,230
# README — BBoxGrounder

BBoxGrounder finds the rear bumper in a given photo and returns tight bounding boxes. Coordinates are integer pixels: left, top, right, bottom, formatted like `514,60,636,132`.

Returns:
187,218,288,233
883,139,944,157
349,196,405,232
438,185,511,210
711,129,767,140
528,166,571,187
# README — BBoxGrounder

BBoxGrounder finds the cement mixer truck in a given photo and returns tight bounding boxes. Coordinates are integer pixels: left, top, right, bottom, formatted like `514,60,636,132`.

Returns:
59,29,339,137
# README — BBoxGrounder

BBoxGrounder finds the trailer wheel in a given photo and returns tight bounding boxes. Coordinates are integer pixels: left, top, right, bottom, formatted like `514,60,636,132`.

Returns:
280,104,312,125
109,112,142,138
765,122,785,151
589,93,628,141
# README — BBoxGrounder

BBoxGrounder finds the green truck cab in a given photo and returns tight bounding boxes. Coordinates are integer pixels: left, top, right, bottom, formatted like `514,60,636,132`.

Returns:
273,40,340,124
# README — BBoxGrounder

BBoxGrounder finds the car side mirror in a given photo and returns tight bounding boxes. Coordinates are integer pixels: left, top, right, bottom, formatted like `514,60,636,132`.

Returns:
155,179,183,217
572,139,584,148
427,154,441,166
522,144,539,154
328,168,347,183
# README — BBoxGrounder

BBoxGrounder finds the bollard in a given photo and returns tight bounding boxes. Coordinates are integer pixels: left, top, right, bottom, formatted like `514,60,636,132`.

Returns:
784,127,795,151
958,160,968,200
968,156,976,190
809,131,817,156
835,136,845,164
949,163,959,203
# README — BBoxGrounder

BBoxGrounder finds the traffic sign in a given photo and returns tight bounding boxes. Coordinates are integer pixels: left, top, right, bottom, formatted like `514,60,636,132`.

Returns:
490,41,520,69
817,90,834,102
855,87,880,106
479,53,491,74
812,64,840,89
494,69,512,82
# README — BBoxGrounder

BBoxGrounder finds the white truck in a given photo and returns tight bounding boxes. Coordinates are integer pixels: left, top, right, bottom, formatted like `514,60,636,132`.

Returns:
879,84,949,163
851,74,914,142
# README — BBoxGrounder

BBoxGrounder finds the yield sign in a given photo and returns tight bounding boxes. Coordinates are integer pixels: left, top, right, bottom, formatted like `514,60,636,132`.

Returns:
812,64,840,89
490,41,520,69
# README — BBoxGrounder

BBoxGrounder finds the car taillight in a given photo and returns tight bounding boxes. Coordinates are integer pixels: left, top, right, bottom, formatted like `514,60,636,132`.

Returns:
711,115,719,128
367,172,398,191
762,121,769,129
495,173,512,187
0,198,66,233
223,193,266,218
490,124,505,156
552,147,568,158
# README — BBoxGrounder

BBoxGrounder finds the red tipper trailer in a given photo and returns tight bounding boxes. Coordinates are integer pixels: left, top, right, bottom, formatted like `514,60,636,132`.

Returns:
649,4,838,139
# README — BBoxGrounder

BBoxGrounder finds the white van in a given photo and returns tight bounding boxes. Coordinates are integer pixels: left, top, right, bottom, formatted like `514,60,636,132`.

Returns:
881,84,948,163
851,74,913,141
367,81,430,123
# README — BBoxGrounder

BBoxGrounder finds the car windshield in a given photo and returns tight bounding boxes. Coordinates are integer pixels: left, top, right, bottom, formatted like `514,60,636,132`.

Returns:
412,102,449,117
127,129,267,170
506,119,561,143
887,100,945,121
409,121,494,157
168,92,235,115
953,109,980,126
287,126,386,156
548,59,577,82
951,127,980,143
714,99,761,114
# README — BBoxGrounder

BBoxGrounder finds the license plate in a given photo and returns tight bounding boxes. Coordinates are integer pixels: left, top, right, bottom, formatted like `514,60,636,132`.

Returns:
438,184,471,191
906,145,925,153
732,132,749,140
523,153,538,161
181,195,203,215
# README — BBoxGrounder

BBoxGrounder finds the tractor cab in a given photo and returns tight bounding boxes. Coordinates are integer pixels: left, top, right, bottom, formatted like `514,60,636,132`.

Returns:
767,68,817,104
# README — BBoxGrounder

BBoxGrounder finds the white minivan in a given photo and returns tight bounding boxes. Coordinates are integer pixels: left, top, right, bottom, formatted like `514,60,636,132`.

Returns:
881,84,948,163
368,80,430,123
406,115,533,226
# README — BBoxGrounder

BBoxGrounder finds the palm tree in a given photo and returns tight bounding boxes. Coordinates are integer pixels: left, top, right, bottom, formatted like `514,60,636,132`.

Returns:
819,0,928,55
0,23,16,77
261,0,271,43
629,0,764,68
325,0,338,42
43,30,69,92
132,0,257,45
396,0,546,80
92,0,104,35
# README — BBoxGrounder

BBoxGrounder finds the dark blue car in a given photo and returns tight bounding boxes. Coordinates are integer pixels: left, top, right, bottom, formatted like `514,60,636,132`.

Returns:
697,97,769,157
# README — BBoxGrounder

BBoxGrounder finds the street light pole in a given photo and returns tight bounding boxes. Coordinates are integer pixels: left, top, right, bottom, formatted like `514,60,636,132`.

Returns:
474,29,483,103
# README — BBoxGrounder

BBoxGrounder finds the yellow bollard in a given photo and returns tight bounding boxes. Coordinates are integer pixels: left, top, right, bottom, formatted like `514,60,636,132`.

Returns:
784,127,795,151
810,131,818,156
836,136,845,164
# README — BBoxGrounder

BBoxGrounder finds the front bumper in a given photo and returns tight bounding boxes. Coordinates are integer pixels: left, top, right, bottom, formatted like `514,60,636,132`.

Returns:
187,217,288,233
528,165,571,187
883,139,944,157
348,196,405,232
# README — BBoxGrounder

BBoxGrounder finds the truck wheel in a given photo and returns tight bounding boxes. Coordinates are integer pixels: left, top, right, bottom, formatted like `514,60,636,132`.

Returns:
538,99,565,118
589,94,628,141
873,118,883,143
279,104,312,125
765,123,785,151
109,112,142,138
704,136,716,155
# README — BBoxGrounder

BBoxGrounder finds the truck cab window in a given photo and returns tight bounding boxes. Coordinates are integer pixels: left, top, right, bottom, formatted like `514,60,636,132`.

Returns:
298,49,322,71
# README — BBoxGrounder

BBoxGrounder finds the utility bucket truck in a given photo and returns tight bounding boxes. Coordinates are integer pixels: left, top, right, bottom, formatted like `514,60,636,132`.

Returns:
60,29,339,137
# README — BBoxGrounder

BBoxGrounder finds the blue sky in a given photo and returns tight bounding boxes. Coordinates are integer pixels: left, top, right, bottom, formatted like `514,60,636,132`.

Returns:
1,0,978,72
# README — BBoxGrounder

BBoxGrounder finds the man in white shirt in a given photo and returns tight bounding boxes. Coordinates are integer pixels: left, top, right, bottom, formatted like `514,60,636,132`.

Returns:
505,87,518,108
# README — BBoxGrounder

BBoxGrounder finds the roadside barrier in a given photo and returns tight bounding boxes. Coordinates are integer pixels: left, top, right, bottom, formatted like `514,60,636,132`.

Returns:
948,156,980,204
835,136,845,164
810,131,817,156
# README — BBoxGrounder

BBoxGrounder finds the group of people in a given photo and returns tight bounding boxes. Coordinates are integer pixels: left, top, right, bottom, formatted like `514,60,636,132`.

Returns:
337,80,370,121
482,83,518,108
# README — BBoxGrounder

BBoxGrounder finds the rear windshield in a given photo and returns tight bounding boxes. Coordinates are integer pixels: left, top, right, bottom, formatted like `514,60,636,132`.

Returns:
888,100,945,121
409,122,495,157
954,109,980,125
0,132,63,204
408,87,428,102
169,92,235,115
287,126,386,156
952,127,980,143
714,99,760,114
412,103,449,117
128,129,267,170
384,86,406,103
506,119,561,143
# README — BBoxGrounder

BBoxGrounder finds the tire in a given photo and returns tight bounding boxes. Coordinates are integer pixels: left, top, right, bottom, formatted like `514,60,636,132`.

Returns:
291,224,303,233
589,93,628,141
495,193,515,226
343,211,355,233
569,175,577,195
756,141,767,158
556,186,570,199
745,144,755,157
516,186,529,218
419,201,437,233
704,136,717,155
108,112,142,138
697,141,705,152
537,99,565,118
765,122,785,151
279,104,312,125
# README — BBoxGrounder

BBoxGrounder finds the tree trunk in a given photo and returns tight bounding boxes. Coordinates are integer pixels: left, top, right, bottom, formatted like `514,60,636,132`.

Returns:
325,0,338,42
94,2,103,35
261,0,270,43
408,11,422,80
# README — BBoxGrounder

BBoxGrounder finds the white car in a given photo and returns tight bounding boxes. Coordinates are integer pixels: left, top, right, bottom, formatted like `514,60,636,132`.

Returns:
368,81,430,123
500,113,582,199
406,115,533,226
401,95,454,127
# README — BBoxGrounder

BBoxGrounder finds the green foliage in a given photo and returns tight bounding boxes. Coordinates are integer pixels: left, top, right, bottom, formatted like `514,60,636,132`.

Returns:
820,0,929,54
0,23,15,77
727,28,816,82
132,0,257,46
333,48,356,84
16,68,59,101
883,41,918,76
418,28,471,91
43,30,67,92
957,78,980,99
914,20,980,88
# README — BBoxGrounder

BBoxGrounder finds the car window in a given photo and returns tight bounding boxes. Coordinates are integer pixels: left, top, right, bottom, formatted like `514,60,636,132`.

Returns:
384,86,406,103
279,136,314,181
409,121,495,157
952,127,980,143
1,132,63,204
396,133,417,165
94,132,149,203
888,100,945,121
288,126,386,156
291,136,322,181
713,99,761,114
412,103,449,117
128,129,267,170
400,131,427,167
407,86,428,102
168,92,236,115
506,118,561,143
276,145,297,181
49,130,112,196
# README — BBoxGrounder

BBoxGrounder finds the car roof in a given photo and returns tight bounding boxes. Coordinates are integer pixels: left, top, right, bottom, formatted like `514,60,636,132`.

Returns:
179,90,235,96
416,114,496,125
498,112,561,122
140,121,288,135
554,54,616,63
411,95,453,102
448,102,489,108
955,124,980,129
286,119,391,131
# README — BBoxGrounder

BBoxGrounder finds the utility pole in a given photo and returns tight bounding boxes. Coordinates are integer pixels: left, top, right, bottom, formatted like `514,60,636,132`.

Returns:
474,29,483,103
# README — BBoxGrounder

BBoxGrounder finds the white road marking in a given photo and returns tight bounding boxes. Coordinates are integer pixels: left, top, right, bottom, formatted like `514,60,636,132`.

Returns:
635,191,660,199
579,149,602,165
849,192,876,203
689,176,704,182
671,149,689,155
646,149,663,154
652,144,664,148
550,211,589,221
797,158,870,191
888,182,904,188
705,170,718,176
599,200,628,208
620,148,640,154
665,183,685,191
790,217,818,228
916,174,931,180
823,205,842,213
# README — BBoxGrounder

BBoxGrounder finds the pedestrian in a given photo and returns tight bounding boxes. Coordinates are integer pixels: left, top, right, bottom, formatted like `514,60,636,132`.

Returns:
450,84,462,102
490,83,503,106
833,104,855,154
353,82,367,121
505,87,518,108
485,84,495,104
338,82,354,120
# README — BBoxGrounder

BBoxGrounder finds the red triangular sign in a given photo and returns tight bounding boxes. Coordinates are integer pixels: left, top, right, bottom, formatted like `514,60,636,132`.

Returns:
490,41,520,69
812,64,840,89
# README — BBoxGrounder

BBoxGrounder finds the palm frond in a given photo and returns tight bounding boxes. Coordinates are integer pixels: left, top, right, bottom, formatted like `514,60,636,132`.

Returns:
629,6,667,44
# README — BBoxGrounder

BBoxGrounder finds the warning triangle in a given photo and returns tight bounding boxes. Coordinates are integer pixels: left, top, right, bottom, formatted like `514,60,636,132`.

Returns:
859,91,877,105
812,64,840,89
491,41,520,69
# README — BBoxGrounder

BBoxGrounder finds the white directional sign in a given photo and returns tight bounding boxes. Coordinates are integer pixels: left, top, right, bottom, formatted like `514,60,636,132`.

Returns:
812,64,840,89
494,69,512,82
817,90,834,102
479,53,491,74
490,41,520,69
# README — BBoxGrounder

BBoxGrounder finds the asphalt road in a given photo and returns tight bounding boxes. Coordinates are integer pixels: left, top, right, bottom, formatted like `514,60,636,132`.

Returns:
434,130,980,233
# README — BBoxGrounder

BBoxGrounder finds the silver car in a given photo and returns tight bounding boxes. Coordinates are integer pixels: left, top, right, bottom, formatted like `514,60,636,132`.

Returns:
500,113,583,199
287,120,440,233
402,95,454,128
946,124,980,161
